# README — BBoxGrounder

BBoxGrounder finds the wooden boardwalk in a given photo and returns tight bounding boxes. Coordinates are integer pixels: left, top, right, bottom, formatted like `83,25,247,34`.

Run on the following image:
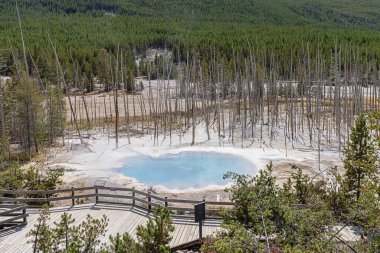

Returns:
0,203,222,253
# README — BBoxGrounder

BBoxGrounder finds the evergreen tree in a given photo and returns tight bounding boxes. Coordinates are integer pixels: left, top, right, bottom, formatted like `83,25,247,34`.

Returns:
343,114,378,201
27,211,108,253
46,84,66,145
27,208,53,253
52,212,76,252
97,49,112,91
136,205,174,253
12,71,45,156
105,233,139,253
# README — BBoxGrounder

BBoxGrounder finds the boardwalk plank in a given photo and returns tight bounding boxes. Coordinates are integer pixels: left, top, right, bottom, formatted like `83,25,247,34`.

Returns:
0,204,222,252
172,224,184,246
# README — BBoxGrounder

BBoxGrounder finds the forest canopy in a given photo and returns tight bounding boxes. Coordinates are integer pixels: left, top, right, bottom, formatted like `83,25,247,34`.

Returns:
2,0,380,76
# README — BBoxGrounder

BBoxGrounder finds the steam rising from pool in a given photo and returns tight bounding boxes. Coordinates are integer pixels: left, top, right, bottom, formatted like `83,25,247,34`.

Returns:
119,152,255,189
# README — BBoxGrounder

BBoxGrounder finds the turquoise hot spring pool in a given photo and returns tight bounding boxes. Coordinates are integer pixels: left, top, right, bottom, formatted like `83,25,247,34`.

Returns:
118,151,255,189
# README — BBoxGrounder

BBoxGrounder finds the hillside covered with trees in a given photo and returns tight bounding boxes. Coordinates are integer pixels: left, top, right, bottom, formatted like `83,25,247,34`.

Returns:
3,0,380,29
2,0,380,74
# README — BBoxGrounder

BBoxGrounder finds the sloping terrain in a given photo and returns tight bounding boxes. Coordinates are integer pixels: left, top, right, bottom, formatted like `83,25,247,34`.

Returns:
2,0,380,30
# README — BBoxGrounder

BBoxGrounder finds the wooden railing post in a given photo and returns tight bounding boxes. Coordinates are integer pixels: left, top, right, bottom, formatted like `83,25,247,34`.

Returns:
45,190,50,207
165,197,168,208
203,198,206,215
95,187,98,204
22,207,27,223
132,187,135,206
148,192,151,212
12,189,15,205
199,198,206,240
71,186,75,206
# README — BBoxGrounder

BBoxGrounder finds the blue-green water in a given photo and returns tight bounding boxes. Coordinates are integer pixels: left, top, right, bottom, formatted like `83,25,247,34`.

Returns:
119,152,255,189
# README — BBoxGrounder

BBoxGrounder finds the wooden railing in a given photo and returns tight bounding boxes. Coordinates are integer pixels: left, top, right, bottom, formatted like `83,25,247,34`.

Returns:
0,186,235,218
0,205,28,231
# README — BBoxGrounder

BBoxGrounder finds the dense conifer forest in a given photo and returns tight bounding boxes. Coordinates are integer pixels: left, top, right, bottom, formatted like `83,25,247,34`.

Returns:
2,0,380,79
